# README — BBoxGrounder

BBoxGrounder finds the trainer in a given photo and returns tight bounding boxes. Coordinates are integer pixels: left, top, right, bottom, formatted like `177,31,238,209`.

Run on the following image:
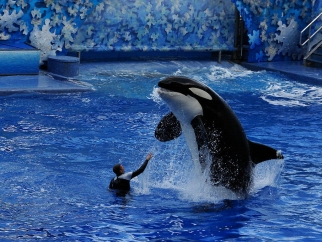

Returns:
109,153,153,191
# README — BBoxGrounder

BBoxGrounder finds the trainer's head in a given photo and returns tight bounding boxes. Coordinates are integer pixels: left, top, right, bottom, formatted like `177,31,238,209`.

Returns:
113,164,124,176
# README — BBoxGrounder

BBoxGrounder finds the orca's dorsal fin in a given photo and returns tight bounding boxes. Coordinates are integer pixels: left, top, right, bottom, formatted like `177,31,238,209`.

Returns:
155,112,182,142
249,140,284,165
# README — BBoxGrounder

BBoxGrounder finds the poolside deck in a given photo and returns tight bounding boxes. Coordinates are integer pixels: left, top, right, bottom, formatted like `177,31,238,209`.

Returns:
0,71,94,94
241,61,322,86
0,60,321,94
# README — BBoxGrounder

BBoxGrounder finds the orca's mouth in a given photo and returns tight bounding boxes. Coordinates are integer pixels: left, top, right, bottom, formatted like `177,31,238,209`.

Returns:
157,85,192,98
157,87,186,104
157,87,174,96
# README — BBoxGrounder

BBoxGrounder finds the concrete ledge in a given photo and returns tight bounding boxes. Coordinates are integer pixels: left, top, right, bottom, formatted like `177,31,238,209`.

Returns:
0,50,40,75
0,41,40,75
0,72,94,94
240,61,322,86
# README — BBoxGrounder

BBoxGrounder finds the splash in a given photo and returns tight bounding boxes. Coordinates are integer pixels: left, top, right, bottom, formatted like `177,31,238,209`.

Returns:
149,86,163,104
140,137,284,203
250,158,284,193
261,80,322,107
206,63,253,82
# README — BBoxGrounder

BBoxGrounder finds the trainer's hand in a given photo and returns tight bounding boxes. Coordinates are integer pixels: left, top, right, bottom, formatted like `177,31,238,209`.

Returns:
146,153,153,161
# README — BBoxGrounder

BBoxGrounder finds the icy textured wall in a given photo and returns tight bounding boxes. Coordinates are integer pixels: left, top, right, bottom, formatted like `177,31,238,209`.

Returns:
0,0,235,63
71,0,236,52
0,0,320,63
233,0,318,62
0,0,96,62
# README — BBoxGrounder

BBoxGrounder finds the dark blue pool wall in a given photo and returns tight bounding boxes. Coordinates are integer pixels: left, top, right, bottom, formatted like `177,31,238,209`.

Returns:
0,0,321,63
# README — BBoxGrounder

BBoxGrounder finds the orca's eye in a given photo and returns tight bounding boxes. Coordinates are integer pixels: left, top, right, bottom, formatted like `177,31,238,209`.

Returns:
189,87,212,100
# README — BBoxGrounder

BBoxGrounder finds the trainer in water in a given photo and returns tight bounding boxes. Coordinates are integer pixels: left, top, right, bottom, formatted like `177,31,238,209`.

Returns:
109,153,153,191
155,76,283,197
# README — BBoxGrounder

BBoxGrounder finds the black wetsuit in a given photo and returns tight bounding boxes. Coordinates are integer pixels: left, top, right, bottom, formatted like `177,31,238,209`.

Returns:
109,159,149,191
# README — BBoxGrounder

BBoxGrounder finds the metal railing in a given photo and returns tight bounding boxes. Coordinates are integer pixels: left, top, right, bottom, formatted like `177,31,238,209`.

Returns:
300,12,322,47
299,12,322,64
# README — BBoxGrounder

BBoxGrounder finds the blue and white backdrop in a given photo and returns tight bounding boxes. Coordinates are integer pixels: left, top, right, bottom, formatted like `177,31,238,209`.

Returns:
0,0,321,62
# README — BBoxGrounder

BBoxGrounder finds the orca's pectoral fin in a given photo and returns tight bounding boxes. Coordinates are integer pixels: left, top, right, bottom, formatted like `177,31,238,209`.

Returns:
155,112,182,142
249,140,284,165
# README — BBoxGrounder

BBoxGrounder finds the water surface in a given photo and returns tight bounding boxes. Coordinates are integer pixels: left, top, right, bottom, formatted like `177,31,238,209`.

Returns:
0,60,321,241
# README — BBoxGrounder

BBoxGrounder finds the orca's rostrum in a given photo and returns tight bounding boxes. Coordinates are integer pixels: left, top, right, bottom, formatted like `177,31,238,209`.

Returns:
155,76,283,196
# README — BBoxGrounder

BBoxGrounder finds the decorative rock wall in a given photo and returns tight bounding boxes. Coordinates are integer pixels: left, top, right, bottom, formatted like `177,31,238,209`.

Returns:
0,0,235,63
71,0,236,53
0,0,321,63
233,0,320,62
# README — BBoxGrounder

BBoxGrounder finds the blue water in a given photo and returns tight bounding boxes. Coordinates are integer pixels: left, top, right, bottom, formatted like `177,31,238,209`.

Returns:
0,60,322,241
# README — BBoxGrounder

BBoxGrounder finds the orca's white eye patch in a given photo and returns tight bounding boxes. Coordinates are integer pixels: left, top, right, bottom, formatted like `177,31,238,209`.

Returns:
189,87,212,100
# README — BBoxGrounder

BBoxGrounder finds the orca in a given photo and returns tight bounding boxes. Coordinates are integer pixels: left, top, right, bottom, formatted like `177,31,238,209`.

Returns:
155,76,283,196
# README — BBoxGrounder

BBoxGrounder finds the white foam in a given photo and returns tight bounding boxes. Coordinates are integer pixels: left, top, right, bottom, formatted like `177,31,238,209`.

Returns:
261,80,322,107
174,158,284,202
149,86,163,104
140,142,284,202
206,63,253,82
250,159,285,194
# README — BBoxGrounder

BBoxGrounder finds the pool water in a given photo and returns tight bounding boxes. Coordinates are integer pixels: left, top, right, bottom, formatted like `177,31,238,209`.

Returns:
0,60,321,241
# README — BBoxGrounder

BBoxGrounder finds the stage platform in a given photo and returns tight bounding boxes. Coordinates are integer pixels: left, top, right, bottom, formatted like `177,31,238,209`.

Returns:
0,72,94,95
241,61,322,86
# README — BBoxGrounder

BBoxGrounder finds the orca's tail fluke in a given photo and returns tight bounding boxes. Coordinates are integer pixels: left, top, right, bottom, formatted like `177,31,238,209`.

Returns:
248,140,284,165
